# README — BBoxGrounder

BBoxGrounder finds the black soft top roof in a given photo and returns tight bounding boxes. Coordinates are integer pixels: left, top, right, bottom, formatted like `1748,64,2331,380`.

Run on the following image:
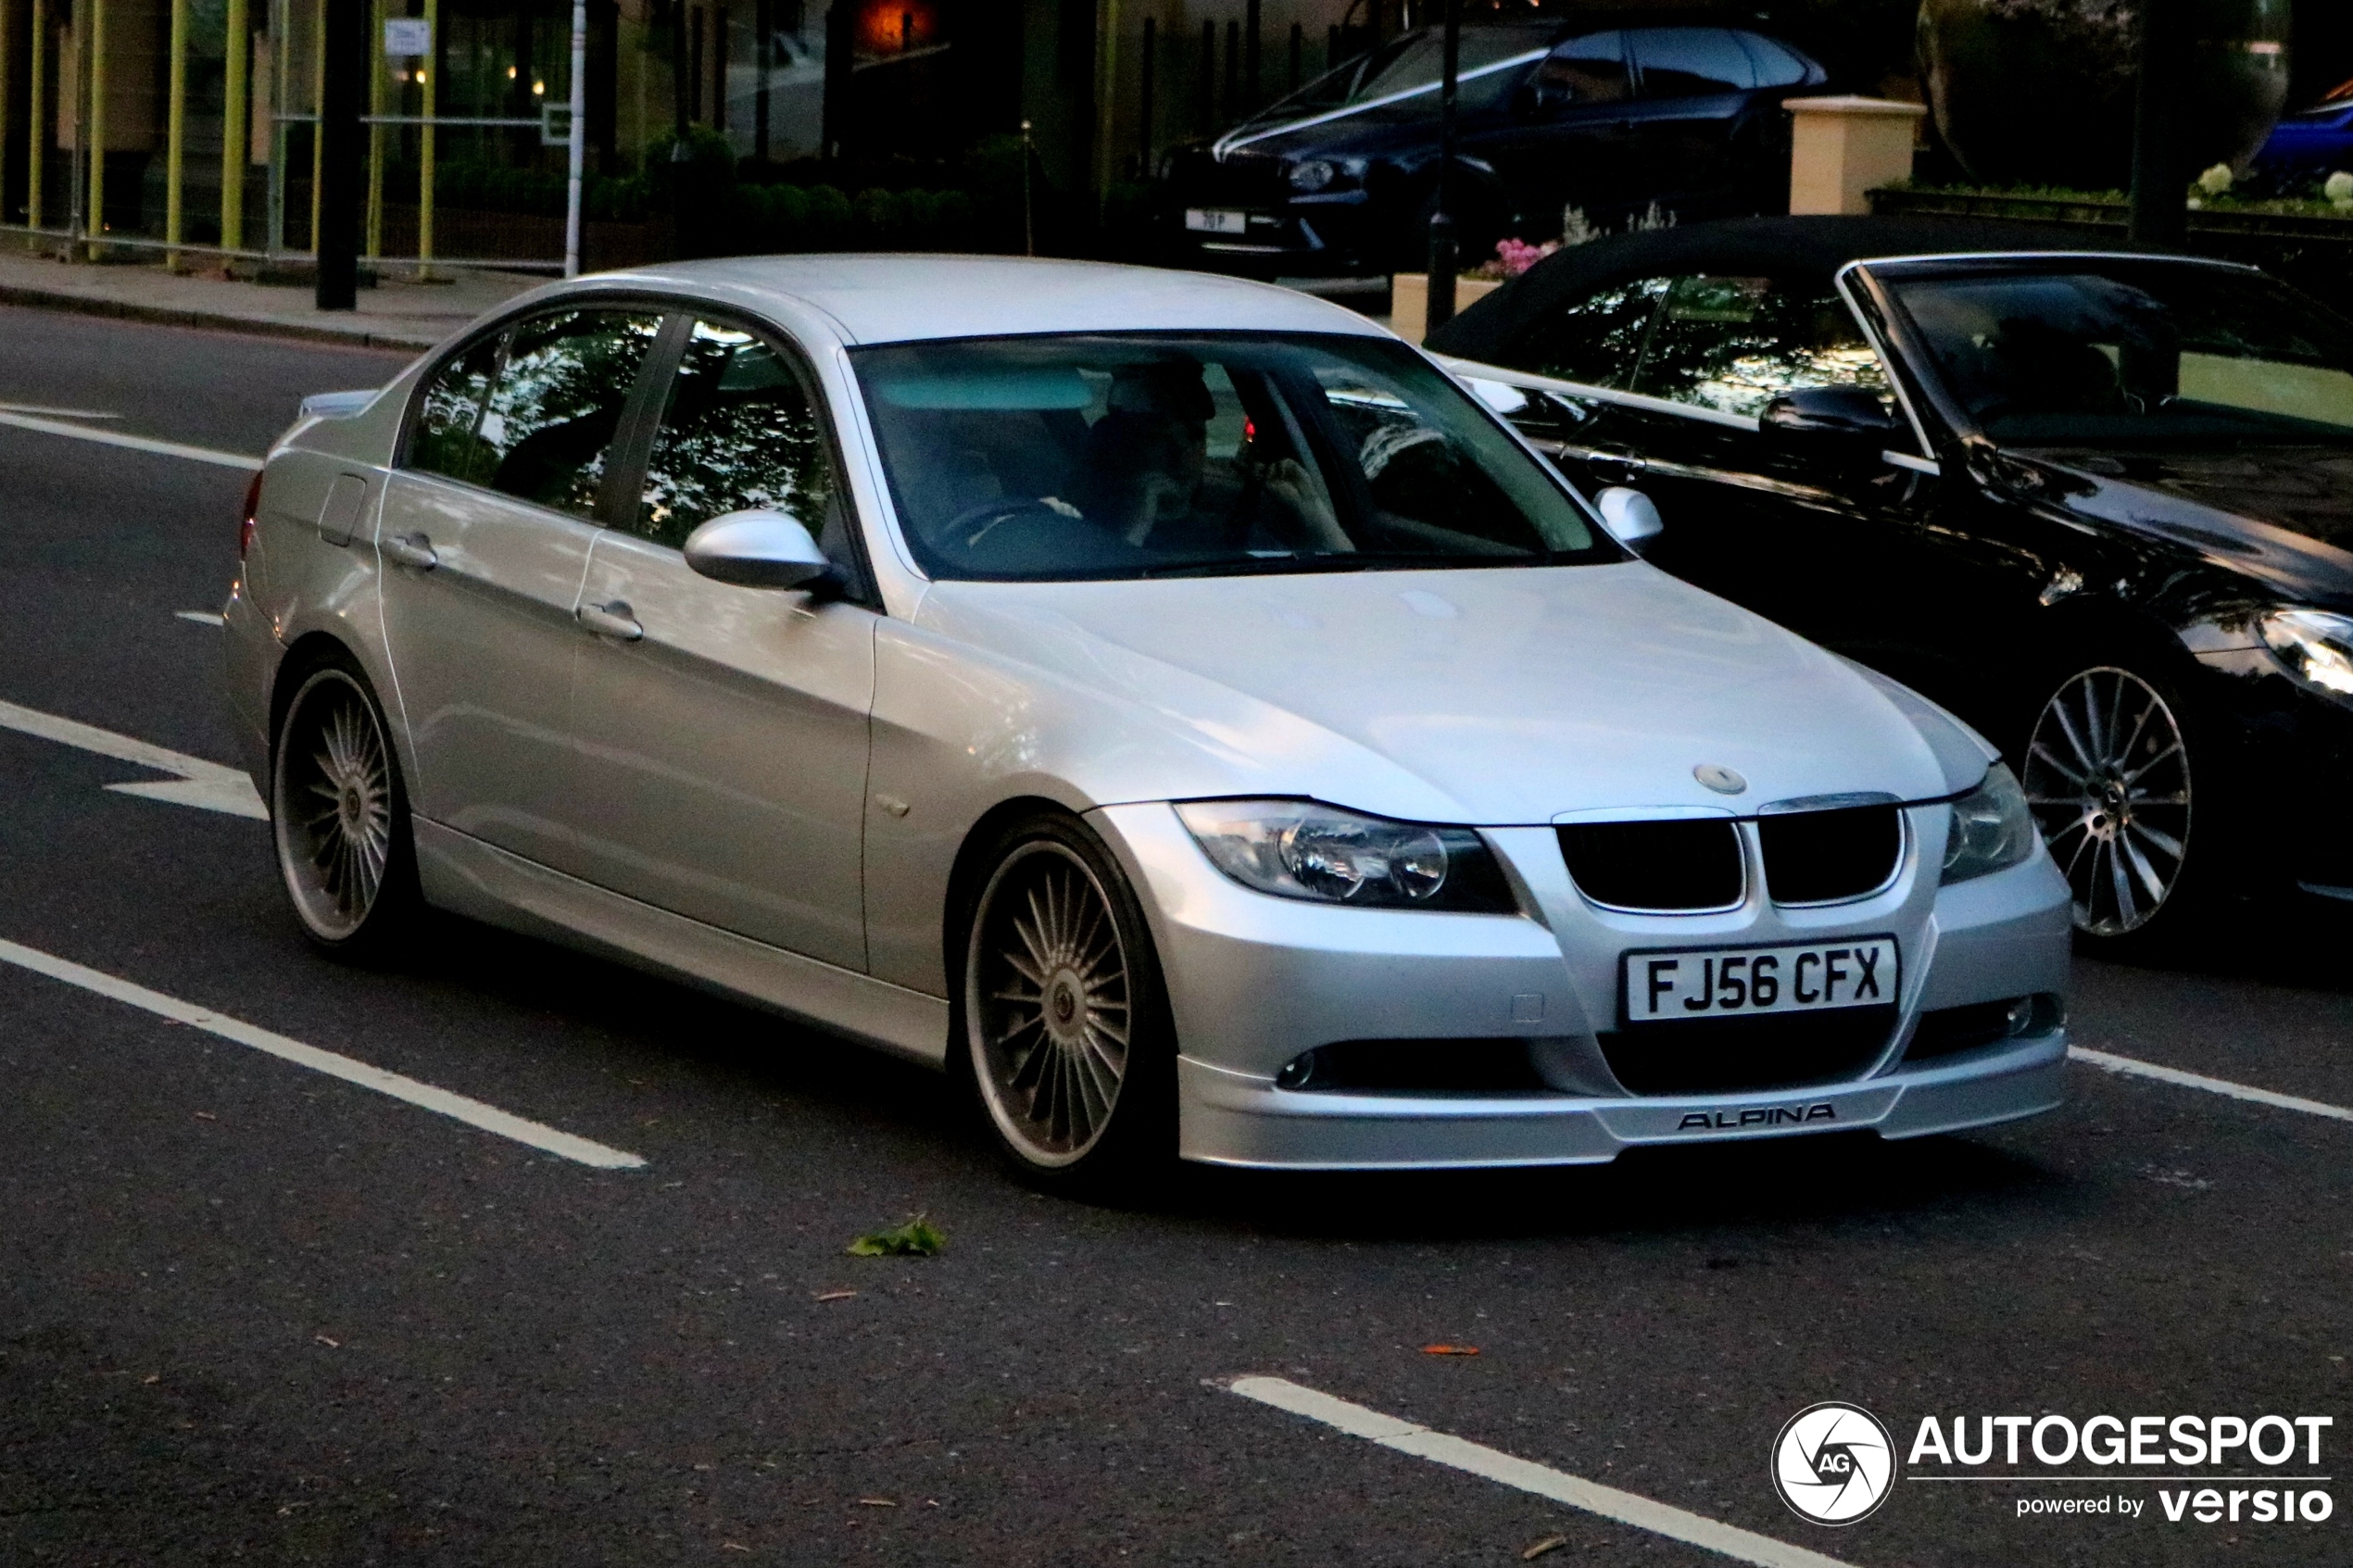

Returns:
1424,215,2135,362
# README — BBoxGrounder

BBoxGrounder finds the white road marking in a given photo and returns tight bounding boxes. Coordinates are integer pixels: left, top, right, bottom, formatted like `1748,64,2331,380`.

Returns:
2070,1046,2353,1125
0,401,120,419
0,408,260,470
1220,1376,1856,1568
0,937,647,1170
0,696,268,819
175,609,226,626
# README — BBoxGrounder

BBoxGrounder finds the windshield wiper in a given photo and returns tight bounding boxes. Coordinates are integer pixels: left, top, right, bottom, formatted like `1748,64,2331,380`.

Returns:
1137,548,1547,579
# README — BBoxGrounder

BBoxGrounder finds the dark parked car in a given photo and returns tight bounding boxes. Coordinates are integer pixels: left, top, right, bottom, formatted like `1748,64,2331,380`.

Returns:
1428,216,2353,949
1161,19,1824,277
2246,81,2353,195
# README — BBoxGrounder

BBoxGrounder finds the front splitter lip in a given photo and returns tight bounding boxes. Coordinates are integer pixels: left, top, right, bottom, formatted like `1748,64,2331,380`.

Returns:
1175,1032,2067,1170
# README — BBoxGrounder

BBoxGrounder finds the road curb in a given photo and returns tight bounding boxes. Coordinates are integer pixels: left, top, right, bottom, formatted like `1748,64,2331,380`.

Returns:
0,282,446,352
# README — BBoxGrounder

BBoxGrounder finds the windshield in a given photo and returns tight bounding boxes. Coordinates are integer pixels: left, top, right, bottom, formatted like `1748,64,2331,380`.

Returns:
1877,261,2353,445
852,332,1613,583
1227,25,1554,138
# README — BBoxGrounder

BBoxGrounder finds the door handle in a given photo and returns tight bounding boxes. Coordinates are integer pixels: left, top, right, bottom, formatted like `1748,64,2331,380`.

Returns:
381,532,438,570
578,600,644,642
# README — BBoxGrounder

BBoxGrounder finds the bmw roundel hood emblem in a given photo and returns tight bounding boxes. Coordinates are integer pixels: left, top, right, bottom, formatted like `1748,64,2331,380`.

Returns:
1694,763,1748,795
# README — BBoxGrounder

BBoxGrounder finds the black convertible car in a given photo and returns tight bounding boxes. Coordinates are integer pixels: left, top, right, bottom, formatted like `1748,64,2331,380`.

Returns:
1428,217,2353,949
1162,19,1823,276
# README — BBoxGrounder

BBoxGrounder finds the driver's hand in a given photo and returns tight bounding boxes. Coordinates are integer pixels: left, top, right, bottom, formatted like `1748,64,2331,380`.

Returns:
1262,458,1346,547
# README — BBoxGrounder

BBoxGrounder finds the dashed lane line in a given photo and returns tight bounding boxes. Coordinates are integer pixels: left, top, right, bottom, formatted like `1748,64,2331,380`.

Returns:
2070,1046,2353,1125
0,937,648,1170
1219,1376,1855,1568
0,695,267,818
0,408,261,470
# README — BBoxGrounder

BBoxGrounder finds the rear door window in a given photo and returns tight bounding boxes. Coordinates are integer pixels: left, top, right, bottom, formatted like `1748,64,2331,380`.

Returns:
1513,277,1671,388
461,309,665,519
1629,28,1755,98
1529,31,1629,108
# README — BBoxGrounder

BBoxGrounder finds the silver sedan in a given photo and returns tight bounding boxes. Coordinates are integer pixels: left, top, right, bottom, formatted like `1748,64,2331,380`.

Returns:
222,256,2071,1189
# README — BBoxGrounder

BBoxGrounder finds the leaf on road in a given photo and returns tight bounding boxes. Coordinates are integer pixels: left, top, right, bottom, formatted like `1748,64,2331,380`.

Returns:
1420,1344,1479,1356
855,1497,898,1507
313,1335,340,1348
813,1289,858,1302
847,1215,945,1258
1522,1534,1568,1560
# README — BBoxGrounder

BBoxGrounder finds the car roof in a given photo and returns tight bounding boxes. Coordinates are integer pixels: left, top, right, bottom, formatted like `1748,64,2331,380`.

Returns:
574,255,1390,346
1423,215,2143,361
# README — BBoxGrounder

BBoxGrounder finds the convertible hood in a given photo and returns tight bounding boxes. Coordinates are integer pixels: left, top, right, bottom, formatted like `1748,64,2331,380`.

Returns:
913,564,1981,825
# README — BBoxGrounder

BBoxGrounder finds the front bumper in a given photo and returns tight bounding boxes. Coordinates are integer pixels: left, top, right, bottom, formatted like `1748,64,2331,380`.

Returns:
1092,800,2073,1170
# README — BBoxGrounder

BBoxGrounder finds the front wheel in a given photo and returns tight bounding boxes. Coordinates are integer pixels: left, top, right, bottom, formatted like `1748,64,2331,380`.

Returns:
2020,664,2197,945
271,658,421,953
961,813,1175,1194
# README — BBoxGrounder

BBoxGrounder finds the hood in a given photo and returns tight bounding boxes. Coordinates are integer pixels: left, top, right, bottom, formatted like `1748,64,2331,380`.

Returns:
2018,444,2353,605
912,564,1982,826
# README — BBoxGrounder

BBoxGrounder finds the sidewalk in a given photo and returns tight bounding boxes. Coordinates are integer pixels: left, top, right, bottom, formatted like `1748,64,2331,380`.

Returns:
0,246,541,352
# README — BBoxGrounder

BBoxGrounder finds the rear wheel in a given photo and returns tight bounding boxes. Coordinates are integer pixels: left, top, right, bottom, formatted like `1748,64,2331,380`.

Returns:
2020,664,2197,945
960,813,1175,1194
271,658,421,953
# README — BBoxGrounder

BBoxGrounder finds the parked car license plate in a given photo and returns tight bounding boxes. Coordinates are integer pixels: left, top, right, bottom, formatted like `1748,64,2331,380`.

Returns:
1621,937,1898,1023
1185,208,1249,234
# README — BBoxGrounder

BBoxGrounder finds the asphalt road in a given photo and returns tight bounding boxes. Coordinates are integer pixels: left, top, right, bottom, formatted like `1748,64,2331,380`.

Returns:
1,304,2347,1566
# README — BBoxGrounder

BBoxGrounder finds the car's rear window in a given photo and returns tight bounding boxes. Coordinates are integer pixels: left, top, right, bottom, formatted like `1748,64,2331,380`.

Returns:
851,332,1615,583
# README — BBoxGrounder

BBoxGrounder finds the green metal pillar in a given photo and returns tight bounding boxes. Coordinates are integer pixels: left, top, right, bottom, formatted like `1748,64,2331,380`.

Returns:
221,0,247,251
309,0,325,252
418,0,434,274
365,0,383,258
167,0,189,264
26,0,43,228
85,0,106,258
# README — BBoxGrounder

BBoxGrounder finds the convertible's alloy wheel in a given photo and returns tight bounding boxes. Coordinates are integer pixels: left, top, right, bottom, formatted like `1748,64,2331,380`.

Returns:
274,671,396,942
967,842,1133,1168
2021,667,2192,936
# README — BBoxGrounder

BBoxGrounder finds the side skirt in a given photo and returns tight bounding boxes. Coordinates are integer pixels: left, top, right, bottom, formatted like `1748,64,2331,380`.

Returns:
413,818,950,1068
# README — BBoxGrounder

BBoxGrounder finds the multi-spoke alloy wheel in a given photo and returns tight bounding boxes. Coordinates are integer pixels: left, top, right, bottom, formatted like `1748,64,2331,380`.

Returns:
966,839,1135,1170
273,666,403,945
2021,666,2192,937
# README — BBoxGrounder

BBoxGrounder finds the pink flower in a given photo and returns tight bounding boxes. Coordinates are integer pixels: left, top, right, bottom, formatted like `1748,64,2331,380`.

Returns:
1492,237,1560,277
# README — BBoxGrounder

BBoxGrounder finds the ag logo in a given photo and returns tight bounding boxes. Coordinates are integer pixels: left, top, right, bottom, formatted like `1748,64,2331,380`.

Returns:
1771,1401,1896,1524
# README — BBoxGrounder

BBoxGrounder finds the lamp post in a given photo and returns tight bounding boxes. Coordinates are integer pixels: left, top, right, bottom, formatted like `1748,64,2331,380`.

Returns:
2129,0,2187,247
1423,0,1461,332
317,0,364,308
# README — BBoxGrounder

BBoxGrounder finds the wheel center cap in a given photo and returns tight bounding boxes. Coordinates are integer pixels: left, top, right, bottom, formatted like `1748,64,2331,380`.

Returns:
341,785,363,824
1048,973,1081,1030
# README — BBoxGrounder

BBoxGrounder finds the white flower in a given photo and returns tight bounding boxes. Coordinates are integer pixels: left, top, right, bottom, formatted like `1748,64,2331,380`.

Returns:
2327,170,2353,207
2196,163,2233,197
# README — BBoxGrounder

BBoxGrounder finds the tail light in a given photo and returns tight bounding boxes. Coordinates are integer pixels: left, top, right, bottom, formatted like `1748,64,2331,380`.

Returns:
238,468,264,561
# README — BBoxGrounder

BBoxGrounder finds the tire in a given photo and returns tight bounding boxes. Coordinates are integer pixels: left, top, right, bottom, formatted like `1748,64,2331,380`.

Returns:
270,655,422,955
956,811,1176,1196
2018,661,2210,952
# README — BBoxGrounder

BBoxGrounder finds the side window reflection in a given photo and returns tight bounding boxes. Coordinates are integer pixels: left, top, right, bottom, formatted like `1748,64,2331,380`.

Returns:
474,310,663,518
635,320,839,551
1516,276,1670,388
410,336,501,485
1629,275,1890,417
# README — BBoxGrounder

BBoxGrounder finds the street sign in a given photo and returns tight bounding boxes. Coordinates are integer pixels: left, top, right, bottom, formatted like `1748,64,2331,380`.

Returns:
384,18,432,57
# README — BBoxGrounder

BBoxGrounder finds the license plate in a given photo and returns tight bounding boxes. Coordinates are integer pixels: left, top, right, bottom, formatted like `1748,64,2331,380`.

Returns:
1621,937,1899,1024
1185,207,1248,234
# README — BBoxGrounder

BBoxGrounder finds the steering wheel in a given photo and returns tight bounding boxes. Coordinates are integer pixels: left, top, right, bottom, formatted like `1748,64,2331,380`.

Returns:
941,496,1080,551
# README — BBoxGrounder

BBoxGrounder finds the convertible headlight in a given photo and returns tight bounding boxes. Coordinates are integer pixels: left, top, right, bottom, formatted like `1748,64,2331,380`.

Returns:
1941,764,2038,884
1287,158,1337,193
2259,608,2353,699
1174,799,1517,912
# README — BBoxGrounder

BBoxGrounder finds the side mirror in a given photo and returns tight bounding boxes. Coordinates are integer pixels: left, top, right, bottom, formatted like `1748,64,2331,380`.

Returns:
1759,386,1903,465
682,508,839,593
1595,484,1664,546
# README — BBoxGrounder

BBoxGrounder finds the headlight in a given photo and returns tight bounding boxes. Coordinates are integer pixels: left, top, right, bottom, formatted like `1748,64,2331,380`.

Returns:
2259,608,2353,699
1174,799,1517,912
1941,763,2038,884
1287,158,1337,193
